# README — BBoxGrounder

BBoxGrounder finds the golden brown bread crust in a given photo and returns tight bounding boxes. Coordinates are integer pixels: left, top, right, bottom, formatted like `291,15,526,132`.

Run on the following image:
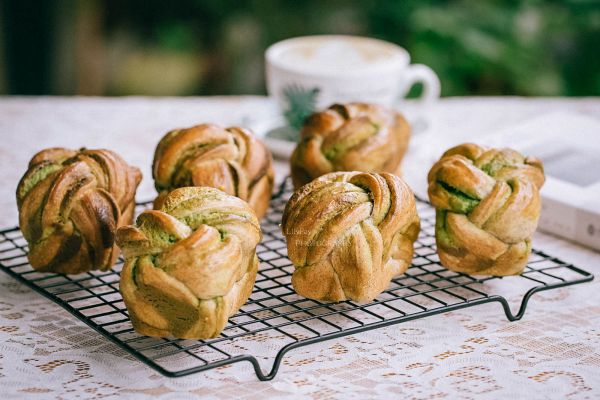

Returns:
152,124,274,219
427,143,545,276
116,186,261,339
282,171,420,302
16,148,141,274
290,103,411,189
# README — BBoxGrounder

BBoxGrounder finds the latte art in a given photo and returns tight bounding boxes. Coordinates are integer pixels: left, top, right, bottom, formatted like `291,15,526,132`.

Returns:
277,39,394,69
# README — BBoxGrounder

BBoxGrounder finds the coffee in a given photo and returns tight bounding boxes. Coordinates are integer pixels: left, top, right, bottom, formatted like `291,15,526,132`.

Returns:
274,37,398,71
266,35,440,112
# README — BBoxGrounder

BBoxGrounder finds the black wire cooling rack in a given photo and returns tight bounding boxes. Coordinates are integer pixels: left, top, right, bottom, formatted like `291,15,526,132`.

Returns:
0,178,594,381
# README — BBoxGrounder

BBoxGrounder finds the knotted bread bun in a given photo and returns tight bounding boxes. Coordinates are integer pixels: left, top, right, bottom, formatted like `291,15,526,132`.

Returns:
428,143,545,275
16,148,141,274
282,171,420,302
116,186,261,339
290,103,411,188
152,124,274,219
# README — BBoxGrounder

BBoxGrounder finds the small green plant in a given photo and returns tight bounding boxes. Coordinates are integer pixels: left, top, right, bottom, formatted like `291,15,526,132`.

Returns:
282,85,320,130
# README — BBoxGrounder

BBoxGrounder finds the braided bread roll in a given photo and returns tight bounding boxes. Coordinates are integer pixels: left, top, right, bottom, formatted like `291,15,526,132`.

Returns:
428,143,545,275
16,148,141,274
282,171,420,302
152,124,274,219
116,186,261,339
290,103,411,189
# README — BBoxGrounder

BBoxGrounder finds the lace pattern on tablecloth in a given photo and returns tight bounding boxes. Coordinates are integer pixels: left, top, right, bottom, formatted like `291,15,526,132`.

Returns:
2,271,600,399
1,97,599,399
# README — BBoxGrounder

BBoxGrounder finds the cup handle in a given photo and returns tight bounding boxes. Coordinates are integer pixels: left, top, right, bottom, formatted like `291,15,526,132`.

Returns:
398,64,441,102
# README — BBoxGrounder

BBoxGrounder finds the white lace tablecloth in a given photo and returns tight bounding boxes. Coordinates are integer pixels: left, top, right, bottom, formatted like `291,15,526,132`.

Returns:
0,97,599,399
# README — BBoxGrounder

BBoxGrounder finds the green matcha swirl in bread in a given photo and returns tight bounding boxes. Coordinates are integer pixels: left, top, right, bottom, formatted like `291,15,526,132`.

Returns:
116,186,261,339
282,171,420,303
16,148,141,274
428,143,545,276
290,103,411,189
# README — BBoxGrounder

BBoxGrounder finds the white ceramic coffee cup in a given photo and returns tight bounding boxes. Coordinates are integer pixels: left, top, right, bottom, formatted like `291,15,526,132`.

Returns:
265,35,441,111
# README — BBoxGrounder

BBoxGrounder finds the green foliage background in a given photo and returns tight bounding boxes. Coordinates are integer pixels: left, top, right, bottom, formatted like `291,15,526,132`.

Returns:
3,0,600,96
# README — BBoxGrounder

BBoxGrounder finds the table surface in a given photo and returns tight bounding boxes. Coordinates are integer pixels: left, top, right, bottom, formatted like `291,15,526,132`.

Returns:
0,96,599,399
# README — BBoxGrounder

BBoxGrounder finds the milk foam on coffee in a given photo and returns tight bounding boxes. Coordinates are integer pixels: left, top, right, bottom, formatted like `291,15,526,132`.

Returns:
276,38,397,71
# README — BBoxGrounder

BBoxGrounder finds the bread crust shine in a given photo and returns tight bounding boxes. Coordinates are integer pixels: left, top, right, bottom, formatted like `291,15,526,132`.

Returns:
16,148,141,274
282,171,420,302
291,103,411,188
153,124,274,219
427,143,545,275
116,186,261,339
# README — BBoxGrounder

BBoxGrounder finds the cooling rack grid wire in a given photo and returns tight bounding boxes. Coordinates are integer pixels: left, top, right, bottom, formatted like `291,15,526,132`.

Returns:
0,178,593,381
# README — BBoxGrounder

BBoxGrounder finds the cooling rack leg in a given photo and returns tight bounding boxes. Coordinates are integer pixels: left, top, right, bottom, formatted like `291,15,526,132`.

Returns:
494,297,520,322
504,277,595,323
246,342,299,381
239,355,279,381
